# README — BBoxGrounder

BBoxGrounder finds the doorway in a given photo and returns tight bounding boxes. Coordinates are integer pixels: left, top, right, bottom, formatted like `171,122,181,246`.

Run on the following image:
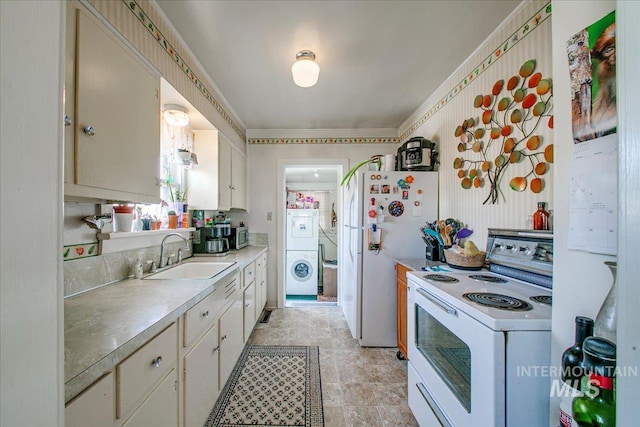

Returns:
276,159,348,308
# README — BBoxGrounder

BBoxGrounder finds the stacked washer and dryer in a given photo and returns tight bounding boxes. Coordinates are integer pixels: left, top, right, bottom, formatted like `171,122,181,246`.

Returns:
285,209,319,296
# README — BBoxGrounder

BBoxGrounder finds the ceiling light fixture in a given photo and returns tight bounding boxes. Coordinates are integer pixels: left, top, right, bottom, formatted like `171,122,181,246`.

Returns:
163,104,189,127
314,170,320,178
291,50,320,88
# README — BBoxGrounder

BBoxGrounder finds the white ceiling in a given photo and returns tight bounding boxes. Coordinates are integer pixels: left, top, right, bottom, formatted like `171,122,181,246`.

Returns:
155,0,521,131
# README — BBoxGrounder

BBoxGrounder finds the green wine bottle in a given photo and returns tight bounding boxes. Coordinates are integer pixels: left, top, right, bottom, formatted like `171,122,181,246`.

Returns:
572,337,616,427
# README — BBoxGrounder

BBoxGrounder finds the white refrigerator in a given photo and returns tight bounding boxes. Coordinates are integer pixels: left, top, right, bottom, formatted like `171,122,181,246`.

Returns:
341,171,438,347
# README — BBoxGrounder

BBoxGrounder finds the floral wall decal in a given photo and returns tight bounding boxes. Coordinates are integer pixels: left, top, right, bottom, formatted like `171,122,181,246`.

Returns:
453,59,554,204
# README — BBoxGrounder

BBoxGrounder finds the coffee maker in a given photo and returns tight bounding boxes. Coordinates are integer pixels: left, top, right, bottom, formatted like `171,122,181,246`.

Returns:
193,212,231,256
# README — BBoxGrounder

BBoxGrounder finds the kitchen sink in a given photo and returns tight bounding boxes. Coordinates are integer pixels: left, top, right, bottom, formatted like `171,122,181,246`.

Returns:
143,261,236,280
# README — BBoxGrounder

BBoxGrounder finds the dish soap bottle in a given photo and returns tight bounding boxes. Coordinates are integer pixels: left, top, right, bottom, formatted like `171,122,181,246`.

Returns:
533,202,550,230
134,259,144,279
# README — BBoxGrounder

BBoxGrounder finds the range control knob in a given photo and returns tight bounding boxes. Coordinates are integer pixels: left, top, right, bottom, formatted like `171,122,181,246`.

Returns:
519,246,532,255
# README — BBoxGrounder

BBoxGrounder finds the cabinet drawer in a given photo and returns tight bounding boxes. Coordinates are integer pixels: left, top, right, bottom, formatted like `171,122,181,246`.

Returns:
256,253,267,270
243,262,256,288
66,372,114,427
184,289,218,347
117,323,177,419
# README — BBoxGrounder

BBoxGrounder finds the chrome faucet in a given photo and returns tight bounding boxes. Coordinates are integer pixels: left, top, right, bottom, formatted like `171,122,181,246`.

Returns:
159,233,190,268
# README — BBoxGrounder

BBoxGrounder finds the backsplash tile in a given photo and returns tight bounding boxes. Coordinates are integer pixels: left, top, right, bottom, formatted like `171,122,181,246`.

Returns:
63,243,99,261
64,241,190,297
249,233,268,246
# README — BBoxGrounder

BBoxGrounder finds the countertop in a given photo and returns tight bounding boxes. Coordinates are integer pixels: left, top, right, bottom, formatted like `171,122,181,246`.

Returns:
64,245,267,402
395,258,442,272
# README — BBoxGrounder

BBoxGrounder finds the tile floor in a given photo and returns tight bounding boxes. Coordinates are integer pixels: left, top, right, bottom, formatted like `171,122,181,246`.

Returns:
248,307,418,427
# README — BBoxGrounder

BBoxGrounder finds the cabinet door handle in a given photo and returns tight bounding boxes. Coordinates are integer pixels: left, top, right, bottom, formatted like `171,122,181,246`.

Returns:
245,303,250,307
202,310,209,319
213,346,220,354
221,335,227,342
83,125,95,136
64,115,72,126
151,356,163,368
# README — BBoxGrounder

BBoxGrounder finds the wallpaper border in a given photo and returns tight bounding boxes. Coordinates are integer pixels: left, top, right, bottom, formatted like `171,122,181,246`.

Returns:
398,1,552,142
122,0,246,140
247,137,400,145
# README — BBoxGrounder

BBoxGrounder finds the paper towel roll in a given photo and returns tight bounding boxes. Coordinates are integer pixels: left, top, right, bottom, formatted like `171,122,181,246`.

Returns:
384,154,395,171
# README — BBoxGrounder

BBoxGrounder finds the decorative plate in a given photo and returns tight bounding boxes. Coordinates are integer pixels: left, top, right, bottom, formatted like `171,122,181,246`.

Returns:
388,201,404,217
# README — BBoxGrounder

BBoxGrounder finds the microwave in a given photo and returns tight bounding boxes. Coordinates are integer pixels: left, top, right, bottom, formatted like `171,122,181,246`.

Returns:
229,226,248,249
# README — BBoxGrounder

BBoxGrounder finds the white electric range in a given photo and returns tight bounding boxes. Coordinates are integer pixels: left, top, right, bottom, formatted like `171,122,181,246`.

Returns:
406,228,553,427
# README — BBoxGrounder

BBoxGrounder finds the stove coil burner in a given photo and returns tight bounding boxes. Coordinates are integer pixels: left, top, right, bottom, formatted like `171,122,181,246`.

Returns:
469,274,507,284
463,292,533,311
530,295,552,306
423,274,459,283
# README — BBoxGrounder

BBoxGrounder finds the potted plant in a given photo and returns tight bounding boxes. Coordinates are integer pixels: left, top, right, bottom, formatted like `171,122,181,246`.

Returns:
167,210,178,229
340,155,382,187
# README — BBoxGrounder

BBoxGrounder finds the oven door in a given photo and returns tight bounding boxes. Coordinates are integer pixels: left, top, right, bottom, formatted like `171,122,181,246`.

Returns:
407,278,506,426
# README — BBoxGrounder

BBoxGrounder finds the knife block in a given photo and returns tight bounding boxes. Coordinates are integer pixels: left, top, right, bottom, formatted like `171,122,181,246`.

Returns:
425,242,440,261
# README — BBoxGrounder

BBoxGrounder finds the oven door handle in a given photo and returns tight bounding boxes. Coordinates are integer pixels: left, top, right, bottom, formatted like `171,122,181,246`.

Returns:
416,382,453,427
416,288,457,316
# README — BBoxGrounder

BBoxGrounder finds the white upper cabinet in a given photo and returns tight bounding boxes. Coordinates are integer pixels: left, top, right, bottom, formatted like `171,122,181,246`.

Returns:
64,2,160,203
217,135,233,210
230,143,247,211
188,130,247,211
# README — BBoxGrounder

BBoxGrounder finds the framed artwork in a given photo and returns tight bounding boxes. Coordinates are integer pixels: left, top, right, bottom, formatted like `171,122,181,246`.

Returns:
567,11,616,143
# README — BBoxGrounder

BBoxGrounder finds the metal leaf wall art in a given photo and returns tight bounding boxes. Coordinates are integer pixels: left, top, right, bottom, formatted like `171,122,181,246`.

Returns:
453,59,554,204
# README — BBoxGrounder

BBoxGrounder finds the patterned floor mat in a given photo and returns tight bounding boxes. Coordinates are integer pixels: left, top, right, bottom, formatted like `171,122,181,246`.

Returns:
205,345,324,427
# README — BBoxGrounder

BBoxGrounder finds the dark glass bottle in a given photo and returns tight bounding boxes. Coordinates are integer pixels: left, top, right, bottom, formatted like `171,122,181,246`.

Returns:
572,337,616,427
562,316,595,384
533,202,550,230
559,317,594,427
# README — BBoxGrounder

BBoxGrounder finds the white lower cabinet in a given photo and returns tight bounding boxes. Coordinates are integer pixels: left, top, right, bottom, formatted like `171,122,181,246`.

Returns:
66,372,114,427
117,323,177,420
122,369,178,427
243,281,256,342
66,252,267,427
183,323,219,427
219,296,244,389
256,253,268,316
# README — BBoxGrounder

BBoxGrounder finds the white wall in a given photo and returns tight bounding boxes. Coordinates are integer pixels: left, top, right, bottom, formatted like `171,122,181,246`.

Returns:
246,142,397,307
398,0,554,250
0,1,64,425
550,0,640,423
615,1,640,422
